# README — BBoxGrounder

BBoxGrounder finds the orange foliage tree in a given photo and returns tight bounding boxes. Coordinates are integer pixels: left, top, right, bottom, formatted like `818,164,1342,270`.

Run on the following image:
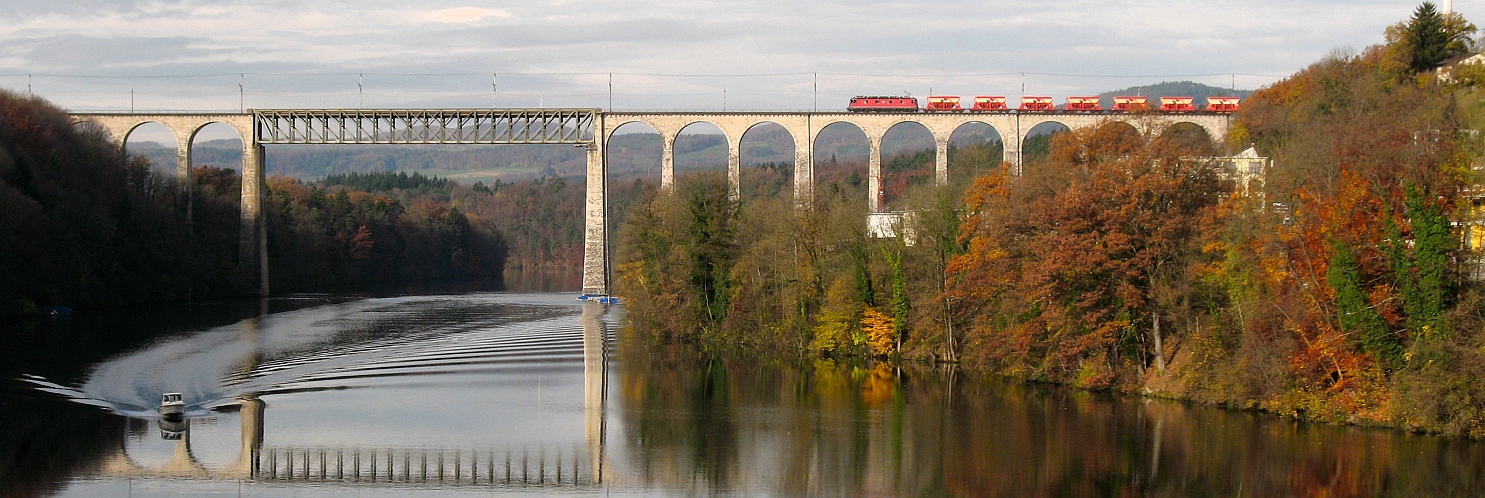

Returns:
947,122,1225,388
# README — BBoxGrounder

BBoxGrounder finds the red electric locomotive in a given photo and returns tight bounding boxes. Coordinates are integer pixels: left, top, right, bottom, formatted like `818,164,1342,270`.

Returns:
848,96,919,112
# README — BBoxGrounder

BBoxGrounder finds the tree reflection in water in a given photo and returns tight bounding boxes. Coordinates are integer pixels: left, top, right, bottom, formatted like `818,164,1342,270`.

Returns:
615,343,1485,496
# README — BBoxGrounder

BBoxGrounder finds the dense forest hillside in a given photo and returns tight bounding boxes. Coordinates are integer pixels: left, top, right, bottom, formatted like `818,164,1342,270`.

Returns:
0,92,510,314
267,170,652,274
0,92,242,314
261,171,508,290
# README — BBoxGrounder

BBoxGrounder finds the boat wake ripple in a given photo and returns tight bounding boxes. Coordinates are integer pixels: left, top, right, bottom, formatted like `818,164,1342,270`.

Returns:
18,293,593,420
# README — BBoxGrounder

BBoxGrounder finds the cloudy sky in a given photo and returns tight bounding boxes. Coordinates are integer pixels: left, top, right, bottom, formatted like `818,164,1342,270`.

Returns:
0,0,1468,117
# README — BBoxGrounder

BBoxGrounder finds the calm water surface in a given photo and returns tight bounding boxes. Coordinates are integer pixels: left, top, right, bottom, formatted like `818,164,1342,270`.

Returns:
3,290,1484,497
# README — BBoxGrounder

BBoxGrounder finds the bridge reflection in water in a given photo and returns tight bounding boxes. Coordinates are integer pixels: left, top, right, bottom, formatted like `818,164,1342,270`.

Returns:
93,301,612,489
255,444,594,486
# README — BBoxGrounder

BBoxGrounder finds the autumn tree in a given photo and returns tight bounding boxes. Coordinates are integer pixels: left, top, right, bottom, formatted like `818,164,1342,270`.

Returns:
615,172,743,336
947,121,1224,388
1384,2,1478,74
861,306,895,358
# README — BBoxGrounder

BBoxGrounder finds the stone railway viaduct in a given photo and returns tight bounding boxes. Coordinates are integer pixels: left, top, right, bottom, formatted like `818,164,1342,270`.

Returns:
69,109,1230,297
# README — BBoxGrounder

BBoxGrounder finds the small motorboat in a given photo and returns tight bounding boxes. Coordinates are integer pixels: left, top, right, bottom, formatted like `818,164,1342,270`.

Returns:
159,392,185,419
39,306,73,316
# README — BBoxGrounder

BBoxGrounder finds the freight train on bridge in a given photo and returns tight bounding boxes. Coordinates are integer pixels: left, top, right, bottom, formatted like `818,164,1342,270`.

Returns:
847,95,1241,113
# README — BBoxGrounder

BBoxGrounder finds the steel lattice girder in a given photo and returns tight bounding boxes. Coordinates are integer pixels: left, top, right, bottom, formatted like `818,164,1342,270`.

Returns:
253,109,597,145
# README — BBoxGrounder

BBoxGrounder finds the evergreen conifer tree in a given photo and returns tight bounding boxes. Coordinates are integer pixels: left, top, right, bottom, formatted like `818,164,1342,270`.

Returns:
1402,2,1477,73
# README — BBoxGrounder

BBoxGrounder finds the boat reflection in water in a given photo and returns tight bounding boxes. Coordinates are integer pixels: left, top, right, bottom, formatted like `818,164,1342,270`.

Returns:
157,417,188,440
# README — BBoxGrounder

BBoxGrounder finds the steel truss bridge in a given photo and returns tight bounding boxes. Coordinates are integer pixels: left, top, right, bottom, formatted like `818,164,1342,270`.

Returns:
253,108,597,145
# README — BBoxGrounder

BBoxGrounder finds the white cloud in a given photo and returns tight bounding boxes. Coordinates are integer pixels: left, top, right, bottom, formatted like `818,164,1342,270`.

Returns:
0,0,1461,111
422,7,512,23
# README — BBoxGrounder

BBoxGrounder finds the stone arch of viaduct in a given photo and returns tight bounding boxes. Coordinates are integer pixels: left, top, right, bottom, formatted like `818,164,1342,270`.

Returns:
602,112,1230,211
70,113,268,296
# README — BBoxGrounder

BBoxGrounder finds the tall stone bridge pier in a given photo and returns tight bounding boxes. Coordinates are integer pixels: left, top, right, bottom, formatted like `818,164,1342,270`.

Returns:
69,109,1229,298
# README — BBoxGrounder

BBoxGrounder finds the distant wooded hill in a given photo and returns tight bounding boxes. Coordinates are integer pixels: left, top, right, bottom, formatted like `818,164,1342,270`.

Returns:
1095,80,1252,109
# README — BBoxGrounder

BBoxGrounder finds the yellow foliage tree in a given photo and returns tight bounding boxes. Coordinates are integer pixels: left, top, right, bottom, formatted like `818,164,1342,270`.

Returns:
861,306,896,358
809,310,854,356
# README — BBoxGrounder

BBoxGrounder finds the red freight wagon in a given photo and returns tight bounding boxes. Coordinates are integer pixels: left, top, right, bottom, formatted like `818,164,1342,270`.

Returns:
925,96,963,111
1020,96,1056,111
1206,96,1241,112
1112,96,1148,111
1065,96,1101,111
973,96,1008,110
1159,96,1195,112
848,96,919,112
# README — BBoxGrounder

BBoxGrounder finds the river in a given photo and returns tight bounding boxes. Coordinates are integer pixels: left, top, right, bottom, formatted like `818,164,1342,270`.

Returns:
2,289,1483,496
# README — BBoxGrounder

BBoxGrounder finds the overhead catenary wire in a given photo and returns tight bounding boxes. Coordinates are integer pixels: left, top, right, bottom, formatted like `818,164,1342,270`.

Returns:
0,70,1291,79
